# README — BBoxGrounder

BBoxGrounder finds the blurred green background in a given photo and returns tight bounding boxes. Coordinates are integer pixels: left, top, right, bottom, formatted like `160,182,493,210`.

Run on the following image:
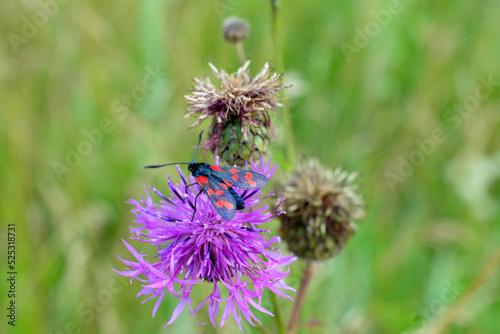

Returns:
1,0,500,333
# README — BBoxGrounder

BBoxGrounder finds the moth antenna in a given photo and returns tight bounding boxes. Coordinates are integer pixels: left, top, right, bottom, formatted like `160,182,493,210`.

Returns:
144,162,189,169
191,130,203,162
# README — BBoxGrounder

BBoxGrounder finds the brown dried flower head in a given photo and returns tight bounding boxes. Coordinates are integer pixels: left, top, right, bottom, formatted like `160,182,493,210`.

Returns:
222,17,249,43
185,61,285,166
277,158,365,260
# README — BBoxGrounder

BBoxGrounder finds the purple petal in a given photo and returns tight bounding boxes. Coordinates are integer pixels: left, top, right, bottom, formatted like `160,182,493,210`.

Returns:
166,298,188,326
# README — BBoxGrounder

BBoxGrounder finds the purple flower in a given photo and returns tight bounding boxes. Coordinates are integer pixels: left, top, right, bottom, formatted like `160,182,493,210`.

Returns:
114,158,296,330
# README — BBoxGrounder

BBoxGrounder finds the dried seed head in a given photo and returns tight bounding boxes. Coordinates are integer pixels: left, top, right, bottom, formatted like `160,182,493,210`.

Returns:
277,158,366,260
185,61,285,166
222,17,249,43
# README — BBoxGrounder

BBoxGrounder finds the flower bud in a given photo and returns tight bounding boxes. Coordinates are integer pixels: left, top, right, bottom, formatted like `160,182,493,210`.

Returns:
222,17,249,43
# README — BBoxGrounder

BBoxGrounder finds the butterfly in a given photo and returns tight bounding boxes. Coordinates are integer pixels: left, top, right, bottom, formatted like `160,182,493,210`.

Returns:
144,131,268,220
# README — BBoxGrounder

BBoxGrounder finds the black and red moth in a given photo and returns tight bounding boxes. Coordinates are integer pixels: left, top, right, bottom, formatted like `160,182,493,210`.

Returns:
144,131,268,221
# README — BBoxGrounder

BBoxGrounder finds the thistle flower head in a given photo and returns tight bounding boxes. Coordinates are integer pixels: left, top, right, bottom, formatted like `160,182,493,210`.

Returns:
222,17,249,43
185,61,285,166
277,158,365,260
114,158,296,330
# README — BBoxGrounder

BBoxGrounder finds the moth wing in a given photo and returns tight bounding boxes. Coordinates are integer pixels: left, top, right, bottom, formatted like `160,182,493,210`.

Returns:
200,176,237,220
209,165,268,189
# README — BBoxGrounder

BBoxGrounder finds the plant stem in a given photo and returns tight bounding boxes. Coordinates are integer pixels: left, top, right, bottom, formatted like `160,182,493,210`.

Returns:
287,262,315,334
271,290,286,334
270,0,296,165
417,247,500,334
235,41,247,66
270,0,284,73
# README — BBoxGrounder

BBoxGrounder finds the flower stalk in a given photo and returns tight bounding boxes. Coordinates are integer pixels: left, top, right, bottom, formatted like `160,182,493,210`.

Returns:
271,290,286,334
270,0,295,165
235,41,247,66
287,262,315,334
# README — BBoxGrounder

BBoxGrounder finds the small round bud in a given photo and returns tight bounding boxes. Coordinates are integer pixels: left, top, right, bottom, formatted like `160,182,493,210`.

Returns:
222,17,249,43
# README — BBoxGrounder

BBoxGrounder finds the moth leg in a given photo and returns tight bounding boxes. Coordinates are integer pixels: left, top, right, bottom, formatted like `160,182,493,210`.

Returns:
184,182,198,194
191,188,203,221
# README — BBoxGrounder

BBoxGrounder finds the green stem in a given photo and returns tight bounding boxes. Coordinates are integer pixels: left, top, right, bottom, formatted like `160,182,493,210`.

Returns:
271,290,286,334
270,0,296,166
287,262,315,334
235,41,247,66
271,0,284,73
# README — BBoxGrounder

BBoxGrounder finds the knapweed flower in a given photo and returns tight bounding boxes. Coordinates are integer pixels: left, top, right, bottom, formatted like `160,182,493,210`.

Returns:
277,158,365,260
114,158,296,330
185,61,285,166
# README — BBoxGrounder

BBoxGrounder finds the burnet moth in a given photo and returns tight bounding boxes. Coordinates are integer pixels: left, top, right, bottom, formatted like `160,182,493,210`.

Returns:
144,131,268,221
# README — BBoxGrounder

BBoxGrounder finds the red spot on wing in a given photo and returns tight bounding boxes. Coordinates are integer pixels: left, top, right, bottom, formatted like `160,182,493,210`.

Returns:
220,183,228,190
210,165,222,172
224,180,232,186
215,200,224,208
245,173,253,180
231,174,239,181
215,189,224,195
196,177,203,185
248,179,257,187
224,202,234,209
230,168,238,173
207,189,214,195
199,175,209,184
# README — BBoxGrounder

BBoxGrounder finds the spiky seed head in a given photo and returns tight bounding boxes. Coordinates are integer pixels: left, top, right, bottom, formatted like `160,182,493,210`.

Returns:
277,158,366,260
222,17,249,43
185,61,284,166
